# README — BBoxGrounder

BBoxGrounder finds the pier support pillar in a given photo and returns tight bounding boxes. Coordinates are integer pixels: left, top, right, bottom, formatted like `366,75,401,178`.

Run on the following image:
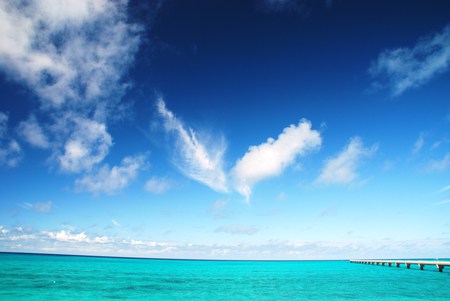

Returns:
406,263,410,269
419,264,424,270
388,263,392,267
396,263,400,268
436,265,444,272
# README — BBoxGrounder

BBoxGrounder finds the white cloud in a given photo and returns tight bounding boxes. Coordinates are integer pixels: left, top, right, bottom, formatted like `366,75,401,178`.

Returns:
23,201,53,213
209,200,228,212
215,224,259,235
58,117,112,173
316,137,377,185
45,230,88,242
426,153,450,172
0,0,140,108
75,154,147,195
18,115,50,149
0,225,9,234
232,119,321,201
0,112,22,167
0,0,147,176
431,138,450,150
0,112,7,138
0,140,22,168
144,176,173,194
44,230,110,244
208,200,232,219
369,24,450,96
157,99,228,192
412,133,425,154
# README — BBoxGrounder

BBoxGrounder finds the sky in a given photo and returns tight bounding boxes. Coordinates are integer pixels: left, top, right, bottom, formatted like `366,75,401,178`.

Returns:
0,0,449,260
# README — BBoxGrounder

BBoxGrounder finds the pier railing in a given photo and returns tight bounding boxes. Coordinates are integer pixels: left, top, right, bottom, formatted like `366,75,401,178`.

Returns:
350,260,450,272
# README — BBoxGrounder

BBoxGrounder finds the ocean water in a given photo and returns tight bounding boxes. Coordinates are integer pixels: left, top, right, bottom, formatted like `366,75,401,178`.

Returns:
1,253,449,300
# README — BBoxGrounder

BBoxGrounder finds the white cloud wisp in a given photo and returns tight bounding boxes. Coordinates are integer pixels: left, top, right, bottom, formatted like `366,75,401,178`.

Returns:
144,176,174,194
369,24,450,96
261,0,331,14
426,153,450,172
58,117,112,173
0,112,22,167
75,154,147,195
316,137,377,185
23,201,53,213
17,115,50,149
157,99,228,193
232,119,321,201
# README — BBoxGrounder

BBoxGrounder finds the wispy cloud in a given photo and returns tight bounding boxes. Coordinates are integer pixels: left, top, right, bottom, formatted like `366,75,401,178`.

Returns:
412,133,425,155
144,176,173,194
75,154,147,195
425,153,450,172
0,112,22,167
277,192,288,202
261,0,308,13
369,24,450,96
208,200,232,219
209,200,228,212
17,115,50,149
215,224,259,235
260,0,332,14
156,99,228,192
57,117,112,173
435,199,450,206
23,201,53,213
431,138,450,150
438,185,450,193
232,119,321,201
316,137,377,185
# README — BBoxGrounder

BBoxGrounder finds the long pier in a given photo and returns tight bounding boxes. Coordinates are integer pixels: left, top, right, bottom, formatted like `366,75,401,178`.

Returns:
350,260,450,272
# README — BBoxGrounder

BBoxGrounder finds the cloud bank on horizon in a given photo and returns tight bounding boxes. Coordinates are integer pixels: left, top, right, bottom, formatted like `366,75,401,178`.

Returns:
0,223,447,260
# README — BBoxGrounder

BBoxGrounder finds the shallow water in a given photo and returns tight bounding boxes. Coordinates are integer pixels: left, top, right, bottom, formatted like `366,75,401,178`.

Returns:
1,253,449,300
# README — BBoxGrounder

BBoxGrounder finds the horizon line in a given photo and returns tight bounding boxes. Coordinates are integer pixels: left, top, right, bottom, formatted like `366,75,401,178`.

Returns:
0,251,351,262
1,251,446,262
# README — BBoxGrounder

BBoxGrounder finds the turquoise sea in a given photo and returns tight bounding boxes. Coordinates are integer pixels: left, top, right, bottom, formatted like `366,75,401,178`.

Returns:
1,253,449,300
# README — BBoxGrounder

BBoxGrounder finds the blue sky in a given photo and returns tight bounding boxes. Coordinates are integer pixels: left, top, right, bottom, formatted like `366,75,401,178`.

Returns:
0,0,449,260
